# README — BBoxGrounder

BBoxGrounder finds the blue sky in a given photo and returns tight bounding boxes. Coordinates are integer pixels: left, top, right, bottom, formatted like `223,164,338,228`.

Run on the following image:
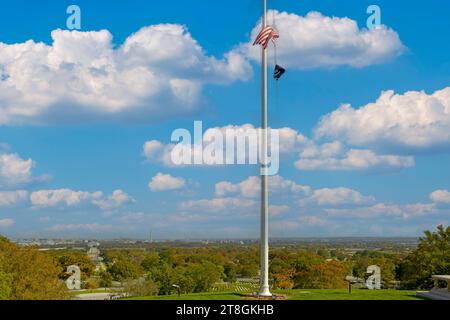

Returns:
0,0,449,238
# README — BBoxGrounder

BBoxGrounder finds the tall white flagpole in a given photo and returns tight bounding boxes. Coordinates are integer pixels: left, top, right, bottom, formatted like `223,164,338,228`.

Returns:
259,0,272,297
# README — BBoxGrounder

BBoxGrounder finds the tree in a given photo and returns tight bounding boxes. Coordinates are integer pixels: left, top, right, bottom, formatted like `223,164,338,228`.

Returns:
0,271,13,300
172,265,195,294
223,263,237,283
149,262,174,295
54,252,96,280
123,277,159,297
99,270,113,288
292,251,323,273
295,260,348,289
273,268,295,290
238,264,258,277
185,261,224,293
141,252,160,271
107,255,140,281
0,236,68,300
398,225,450,289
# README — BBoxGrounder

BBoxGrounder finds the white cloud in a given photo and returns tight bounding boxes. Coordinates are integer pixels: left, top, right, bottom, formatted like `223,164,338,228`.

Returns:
315,87,450,152
269,205,290,216
430,189,450,204
48,223,116,233
300,187,375,207
0,190,28,207
0,218,14,228
215,175,310,198
180,197,256,213
299,140,344,159
148,173,186,192
144,124,413,172
92,189,135,210
30,189,102,207
325,203,436,219
0,25,251,125
215,176,375,211
296,148,414,171
30,188,133,210
0,153,45,188
241,11,405,69
143,124,309,166
143,140,171,165
272,216,330,231
0,12,406,126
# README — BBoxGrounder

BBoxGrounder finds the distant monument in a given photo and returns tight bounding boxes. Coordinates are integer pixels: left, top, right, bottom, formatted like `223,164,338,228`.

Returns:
66,265,81,290
87,242,103,272
366,265,381,290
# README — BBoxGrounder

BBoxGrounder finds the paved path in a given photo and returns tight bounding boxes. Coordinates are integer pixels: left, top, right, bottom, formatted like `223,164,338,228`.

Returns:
72,293,125,300
417,288,450,300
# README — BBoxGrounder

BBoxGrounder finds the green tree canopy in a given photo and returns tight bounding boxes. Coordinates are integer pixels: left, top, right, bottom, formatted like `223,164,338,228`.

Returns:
0,236,68,300
398,225,450,289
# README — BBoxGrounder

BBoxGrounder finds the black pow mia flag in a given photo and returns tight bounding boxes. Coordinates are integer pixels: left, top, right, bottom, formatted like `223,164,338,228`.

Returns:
274,64,286,80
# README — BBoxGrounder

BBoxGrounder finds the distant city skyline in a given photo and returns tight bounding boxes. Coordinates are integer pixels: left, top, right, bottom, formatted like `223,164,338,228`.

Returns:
0,0,449,238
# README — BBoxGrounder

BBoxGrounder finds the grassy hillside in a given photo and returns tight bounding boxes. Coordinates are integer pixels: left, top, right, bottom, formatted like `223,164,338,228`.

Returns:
130,289,422,300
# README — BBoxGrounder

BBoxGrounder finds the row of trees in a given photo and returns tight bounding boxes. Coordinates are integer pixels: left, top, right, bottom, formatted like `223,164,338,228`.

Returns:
92,225,448,294
0,225,448,299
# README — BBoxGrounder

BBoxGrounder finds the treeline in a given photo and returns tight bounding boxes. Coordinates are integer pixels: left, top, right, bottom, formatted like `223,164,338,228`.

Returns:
0,236,68,300
93,225,449,295
96,244,396,294
0,225,448,299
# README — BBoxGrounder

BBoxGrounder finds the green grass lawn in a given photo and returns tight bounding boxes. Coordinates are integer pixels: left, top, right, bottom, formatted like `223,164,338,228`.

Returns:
278,289,422,300
130,289,423,300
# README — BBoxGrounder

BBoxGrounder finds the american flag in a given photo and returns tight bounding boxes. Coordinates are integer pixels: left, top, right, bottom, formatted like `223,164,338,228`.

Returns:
253,26,279,49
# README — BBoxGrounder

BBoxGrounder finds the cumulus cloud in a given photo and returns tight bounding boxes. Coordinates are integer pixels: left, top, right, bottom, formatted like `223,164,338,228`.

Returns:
144,123,414,173
183,175,380,221
215,175,310,198
272,216,330,231
0,153,47,189
92,189,135,210
180,197,256,213
299,187,375,207
241,11,405,69
0,25,251,125
143,140,173,166
296,148,414,171
325,203,436,219
48,223,116,233
143,124,308,167
0,218,14,228
148,173,186,192
31,189,102,207
178,195,291,221
315,87,450,153
30,188,133,211
0,190,28,207
298,88,450,171
430,189,450,204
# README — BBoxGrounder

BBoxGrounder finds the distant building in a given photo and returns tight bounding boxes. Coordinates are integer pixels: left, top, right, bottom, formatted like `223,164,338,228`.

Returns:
87,245,104,272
